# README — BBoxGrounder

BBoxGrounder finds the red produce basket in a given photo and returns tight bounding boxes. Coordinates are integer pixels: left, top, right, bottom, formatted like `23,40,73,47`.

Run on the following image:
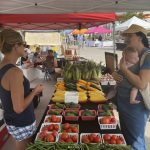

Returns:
80,110,97,121
63,110,79,121
65,104,81,111
48,104,65,109
97,109,114,117
47,109,63,115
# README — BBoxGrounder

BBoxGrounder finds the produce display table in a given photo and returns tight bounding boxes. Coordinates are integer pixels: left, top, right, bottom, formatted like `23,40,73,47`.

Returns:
34,101,121,140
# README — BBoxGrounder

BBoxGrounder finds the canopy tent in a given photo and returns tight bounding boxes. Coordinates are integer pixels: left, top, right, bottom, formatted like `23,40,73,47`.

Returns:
116,16,150,31
86,26,112,34
72,29,88,35
0,0,149,14
0,13,116,30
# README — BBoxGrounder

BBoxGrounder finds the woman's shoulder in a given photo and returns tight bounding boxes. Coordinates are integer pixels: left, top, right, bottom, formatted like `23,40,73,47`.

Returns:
8,67,23,76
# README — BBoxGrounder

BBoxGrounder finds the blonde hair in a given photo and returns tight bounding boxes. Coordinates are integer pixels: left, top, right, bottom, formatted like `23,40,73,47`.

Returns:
0,28,23,54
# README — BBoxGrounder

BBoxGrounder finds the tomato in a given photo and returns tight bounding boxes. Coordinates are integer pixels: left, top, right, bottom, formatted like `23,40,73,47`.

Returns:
90,133,97,138
116,139,124,144
54,124,59,131
118,136,124,141
52,131,57,138
100,117,110,124
63,123,70,130
39,132,47,140
66,138,73,143
66,128,72,133
110,139,117,144
94,136,101,143
41,126,49,132
103,134,111,141
110,117,116,124
56,117,61,123
47,134,55,142
82,137,90,144
88,135,94,142
71,127,79,133
71,135,78,142
61,133,69,141
111,135,118,140
51,115,57,122
89,134,97,142
48,125,54,131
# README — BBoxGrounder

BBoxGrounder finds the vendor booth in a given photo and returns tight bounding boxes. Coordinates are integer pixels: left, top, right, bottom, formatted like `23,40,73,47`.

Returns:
1,0,150,149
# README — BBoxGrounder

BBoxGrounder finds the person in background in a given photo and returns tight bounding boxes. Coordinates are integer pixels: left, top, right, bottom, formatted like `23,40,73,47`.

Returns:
112,25,150,150
0,29,44,150
24,44,31,54
43,50,55,74
20,50,28,66
32,47,43,67
98,35,102,41
98,35,103,48
20,50,33,68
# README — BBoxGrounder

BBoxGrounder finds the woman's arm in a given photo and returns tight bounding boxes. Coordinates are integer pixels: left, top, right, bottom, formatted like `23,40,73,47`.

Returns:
122,68,150,89
9,68,43,114
120,54,150,90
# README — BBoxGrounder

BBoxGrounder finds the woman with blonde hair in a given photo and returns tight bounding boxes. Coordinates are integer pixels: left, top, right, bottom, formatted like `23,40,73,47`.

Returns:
0,29,44,150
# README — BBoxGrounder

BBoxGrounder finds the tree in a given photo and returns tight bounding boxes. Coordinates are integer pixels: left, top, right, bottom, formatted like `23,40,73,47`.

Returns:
118,12,145,22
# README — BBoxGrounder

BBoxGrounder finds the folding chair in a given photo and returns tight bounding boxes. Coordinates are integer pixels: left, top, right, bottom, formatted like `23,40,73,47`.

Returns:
44,68,52,81
105,52,118,74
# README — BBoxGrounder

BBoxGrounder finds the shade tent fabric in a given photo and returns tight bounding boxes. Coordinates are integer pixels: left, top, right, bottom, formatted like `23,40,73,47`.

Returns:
0,13,116,30
86,26,112,34
116,16,150,31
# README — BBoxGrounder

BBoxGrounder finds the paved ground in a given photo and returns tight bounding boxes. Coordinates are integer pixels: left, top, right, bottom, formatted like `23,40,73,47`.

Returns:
1,47,150,150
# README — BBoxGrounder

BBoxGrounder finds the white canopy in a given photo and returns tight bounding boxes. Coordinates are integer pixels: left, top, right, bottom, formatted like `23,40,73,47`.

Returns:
116,16,150,31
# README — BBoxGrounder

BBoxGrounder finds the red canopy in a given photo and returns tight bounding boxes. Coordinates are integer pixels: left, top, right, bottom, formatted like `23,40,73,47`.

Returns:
0,13,116,30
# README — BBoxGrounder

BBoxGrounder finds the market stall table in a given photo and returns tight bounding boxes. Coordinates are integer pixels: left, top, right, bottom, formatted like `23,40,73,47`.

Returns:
34,101,121,140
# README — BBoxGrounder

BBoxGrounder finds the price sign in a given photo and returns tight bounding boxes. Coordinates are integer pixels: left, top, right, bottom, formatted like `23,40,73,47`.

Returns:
57,78,64,82
65,91,79,104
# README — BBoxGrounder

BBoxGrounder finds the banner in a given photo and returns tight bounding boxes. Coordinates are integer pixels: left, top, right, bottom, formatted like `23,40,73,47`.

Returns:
25,32,61,45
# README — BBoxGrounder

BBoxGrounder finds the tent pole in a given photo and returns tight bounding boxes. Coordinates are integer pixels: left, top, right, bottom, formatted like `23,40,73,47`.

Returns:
112,22,116,71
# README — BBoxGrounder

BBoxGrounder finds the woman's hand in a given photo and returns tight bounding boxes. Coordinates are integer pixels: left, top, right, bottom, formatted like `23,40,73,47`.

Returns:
120,53,127,72
112,72,123,83
33,84,44,95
